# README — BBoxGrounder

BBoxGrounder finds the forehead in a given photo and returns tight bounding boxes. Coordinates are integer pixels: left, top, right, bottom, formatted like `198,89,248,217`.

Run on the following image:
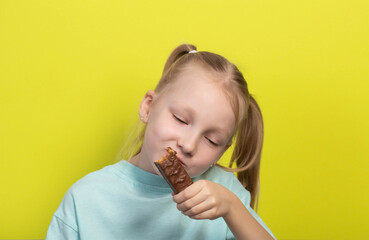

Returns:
160,65,236,136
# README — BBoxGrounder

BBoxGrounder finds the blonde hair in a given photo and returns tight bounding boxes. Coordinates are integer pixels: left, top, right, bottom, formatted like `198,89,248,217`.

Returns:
122,44,264,210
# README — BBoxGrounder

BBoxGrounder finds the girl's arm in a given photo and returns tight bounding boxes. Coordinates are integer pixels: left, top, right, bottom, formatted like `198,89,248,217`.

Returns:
223,192,274,240
172,180,274,240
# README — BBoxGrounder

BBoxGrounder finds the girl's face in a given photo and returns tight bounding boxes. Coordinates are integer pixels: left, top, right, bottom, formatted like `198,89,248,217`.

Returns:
136,65,236,177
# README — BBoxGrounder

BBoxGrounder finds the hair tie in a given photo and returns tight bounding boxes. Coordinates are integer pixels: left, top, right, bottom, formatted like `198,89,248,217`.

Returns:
188,50,197,54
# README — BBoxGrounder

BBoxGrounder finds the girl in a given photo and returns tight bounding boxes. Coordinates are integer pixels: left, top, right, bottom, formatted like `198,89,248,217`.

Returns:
46,44,276,239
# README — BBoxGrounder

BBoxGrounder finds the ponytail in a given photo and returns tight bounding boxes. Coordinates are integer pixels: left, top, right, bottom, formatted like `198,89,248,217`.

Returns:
224,95,264,210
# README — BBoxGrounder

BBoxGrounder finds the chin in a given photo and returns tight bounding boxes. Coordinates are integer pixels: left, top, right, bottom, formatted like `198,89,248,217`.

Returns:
190,167,212,178
187,170,201,178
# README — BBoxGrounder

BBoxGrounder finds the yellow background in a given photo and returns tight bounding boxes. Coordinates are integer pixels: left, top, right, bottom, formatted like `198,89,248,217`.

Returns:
1,0,368,239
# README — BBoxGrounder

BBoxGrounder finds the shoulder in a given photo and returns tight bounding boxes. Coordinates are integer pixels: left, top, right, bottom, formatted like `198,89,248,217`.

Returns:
52,164,118,217
66,163,121,198
55,163,120,211
58,163,113,197
48,164,118,235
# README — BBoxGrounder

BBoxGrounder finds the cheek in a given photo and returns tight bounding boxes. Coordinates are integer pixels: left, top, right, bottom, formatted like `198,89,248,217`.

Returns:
194,147,222,171
189,161,213,177
145,114,179,147
188,150,219,175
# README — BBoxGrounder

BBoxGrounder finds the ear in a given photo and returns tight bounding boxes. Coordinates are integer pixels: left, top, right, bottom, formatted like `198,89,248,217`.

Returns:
139,90,156,123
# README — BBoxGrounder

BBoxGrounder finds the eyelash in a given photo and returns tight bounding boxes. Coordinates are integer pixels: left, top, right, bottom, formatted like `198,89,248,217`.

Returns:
173,114,219,146
206,137,218,146
173,114,188,125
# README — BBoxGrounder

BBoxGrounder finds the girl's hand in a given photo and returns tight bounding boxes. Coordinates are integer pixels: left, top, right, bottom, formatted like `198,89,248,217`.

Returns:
172,180,236,220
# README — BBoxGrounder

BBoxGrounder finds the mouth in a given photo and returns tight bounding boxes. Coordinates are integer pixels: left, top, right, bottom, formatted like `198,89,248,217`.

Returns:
178,158,186,166
175,154,186,166
162,148,186,166
172,154,186,167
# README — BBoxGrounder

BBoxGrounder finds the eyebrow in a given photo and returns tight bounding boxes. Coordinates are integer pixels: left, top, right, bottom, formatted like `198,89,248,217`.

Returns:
170,101,195,115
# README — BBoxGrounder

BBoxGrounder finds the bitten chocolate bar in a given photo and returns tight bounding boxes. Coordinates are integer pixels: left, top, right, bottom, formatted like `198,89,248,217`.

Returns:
154,147,193,194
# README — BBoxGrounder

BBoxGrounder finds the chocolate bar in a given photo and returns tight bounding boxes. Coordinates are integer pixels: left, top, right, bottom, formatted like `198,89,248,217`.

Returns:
154,147,193,194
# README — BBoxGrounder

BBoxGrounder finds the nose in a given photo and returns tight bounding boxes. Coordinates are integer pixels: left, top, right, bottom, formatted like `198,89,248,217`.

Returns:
177,131,198,157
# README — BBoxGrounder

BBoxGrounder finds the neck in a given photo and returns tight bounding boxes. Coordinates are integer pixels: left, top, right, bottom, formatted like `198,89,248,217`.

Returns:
128,152,157,175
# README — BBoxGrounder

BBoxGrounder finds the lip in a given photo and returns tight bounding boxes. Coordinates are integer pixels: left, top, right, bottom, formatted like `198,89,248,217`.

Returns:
175,155,186,166
178,159,186,166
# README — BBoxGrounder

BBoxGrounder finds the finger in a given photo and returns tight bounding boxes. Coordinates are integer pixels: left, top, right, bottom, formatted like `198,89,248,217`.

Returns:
189,207,219,220
182,199,214,218
177,192,208,212
172,181,204,204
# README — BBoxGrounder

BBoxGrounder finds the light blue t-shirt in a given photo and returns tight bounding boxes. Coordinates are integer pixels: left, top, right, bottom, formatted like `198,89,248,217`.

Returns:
46,160,275,239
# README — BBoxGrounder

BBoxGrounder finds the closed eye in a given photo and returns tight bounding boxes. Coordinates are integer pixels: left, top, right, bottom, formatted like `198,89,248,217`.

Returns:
205,137,219,146
173,114,188,125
